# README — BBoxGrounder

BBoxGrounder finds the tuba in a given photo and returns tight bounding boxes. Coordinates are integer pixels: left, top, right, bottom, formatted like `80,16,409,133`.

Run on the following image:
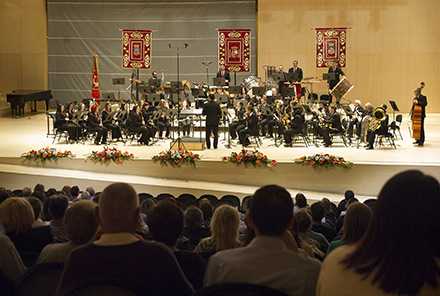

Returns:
369,107,386,131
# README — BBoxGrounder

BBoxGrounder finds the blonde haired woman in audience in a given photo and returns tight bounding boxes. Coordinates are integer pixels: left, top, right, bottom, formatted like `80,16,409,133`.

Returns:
317,170,440,296
37,200,98,264
194,205,242,258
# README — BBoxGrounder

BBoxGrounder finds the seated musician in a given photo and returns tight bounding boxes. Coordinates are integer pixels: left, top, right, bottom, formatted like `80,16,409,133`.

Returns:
239,88,250,101
318,105,343,147
366,104,389,150
141,102,158,138
102,102,122,142
179,99,192,137
258,97,275,138
283,106,304,147
154,88,165,107
347,100,365,140
128,106,151,145
55,104,81,143
239,106,258,147
229,101,246,140
116,103,128,128
156,99,171,139
73,103,88,136
194,82,208,109
87,105,108,145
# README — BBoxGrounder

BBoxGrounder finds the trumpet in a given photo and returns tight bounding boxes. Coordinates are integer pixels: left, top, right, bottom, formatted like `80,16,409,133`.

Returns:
369,107,387,131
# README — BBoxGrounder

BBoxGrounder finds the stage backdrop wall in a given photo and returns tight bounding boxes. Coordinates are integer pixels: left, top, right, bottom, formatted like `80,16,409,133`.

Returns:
47,0,256,104
257,0,440,113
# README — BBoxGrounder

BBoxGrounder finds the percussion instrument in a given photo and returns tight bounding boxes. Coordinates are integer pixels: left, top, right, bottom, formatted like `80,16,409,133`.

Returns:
241,76,260,92
330,76,354,101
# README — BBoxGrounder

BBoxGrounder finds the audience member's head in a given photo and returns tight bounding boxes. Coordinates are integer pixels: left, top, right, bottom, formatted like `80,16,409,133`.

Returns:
148,200,184,249
78,191,91,201
98,183,139,233
49,194,69,220
321,197,334,217
61,186,72,198
0,198,34,234
27,197,43,221
211,205,240,251
140,198,157,214
346,197,359,209
343,170,440,295
199,201,213,222
342,202,372,243
294,209,313,234
70,186,80,198
22,187,32,198
30,191,44,203
64,200,98,245
0,189,11,205
34,183,45,194
249,185,293,236
295,193,307,209
86,186,95,198
344,190,355,202
46,188,57,198
184,206,203,230
310,201,325,223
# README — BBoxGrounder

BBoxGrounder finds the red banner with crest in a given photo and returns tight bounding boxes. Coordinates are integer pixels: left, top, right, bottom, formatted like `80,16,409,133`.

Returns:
218,29,251,72
316,27,347,68
122,30,151,69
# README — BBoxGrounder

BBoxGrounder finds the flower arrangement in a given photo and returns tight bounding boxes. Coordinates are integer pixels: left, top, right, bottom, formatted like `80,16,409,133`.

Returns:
152,149,200,167
85,146,135,164
222,150,277,167
21,148,74,164
294,153,352,168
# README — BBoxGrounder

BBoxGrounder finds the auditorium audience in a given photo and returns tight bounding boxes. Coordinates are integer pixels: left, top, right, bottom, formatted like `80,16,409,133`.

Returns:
22,187,32,198
27,197,47,228
48,194,69,243
69,185,80,201
326,202,372,255
336,189,355,218
317,170,440,296
194,205,242,258
61,185,72,199
37,200,98,264
182,206,211,251
33,183,45,196
335,197,359,233
294,209,326,259
310,201,337,242
148,200,206,290
0,198,53,266
199,199,213,229
57,183,194,296
205,185,321,296
294,193,308,212
0,234,26,289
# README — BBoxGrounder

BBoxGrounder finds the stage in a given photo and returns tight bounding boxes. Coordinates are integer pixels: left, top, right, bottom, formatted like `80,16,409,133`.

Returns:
0,111,439,204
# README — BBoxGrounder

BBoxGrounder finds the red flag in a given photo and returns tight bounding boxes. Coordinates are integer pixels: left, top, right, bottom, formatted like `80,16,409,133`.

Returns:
92,53,101,105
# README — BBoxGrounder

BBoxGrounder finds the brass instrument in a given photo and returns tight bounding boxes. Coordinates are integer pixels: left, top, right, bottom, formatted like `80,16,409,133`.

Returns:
281,108,291,129
368,107,386,131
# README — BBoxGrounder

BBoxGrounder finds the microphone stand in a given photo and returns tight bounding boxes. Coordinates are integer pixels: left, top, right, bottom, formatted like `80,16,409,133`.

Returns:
202,61,212,85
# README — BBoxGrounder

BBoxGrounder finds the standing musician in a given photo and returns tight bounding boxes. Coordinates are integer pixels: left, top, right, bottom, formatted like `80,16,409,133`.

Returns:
55,104,81,143
229,101,246,140
288,60,303,82
327,60,345,103
102,102,122,142
366,104,389,150
149,71,160,93
202,94,222,149
276,65,287,91
283,106,304,147
258,97,275,138
347,100,365,140
216,64,230,86
128,106,151,145
239,106,258,147
411,85,427,146
87,105,108,145
318,105,343,147
156,99,171,139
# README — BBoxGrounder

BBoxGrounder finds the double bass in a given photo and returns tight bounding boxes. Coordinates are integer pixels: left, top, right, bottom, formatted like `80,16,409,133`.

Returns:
410,82,425,140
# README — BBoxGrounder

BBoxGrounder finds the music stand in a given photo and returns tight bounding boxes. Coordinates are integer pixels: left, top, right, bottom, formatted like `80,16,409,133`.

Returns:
215,94,228,104
213,77,226,86
389,100,400,121
261,107,273,117
178,94,187,101
266,95,280,105
170,81,182,89
191,88,205,98
252,87,266,97
281,87,295,98
342,104,353,117
164,87,178,95
228,86,241,95
101,93,115,100
148,79,161,87
302,104,312,114
287,72,299,82
112,78,125,100
272,73,285,82
146,94,160,104
323,73,336,81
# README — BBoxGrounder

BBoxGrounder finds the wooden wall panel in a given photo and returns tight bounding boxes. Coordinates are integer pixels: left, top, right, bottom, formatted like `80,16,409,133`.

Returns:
258,0,440,113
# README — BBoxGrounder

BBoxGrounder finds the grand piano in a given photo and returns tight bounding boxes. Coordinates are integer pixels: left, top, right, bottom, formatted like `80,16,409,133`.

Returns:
7,90,53,117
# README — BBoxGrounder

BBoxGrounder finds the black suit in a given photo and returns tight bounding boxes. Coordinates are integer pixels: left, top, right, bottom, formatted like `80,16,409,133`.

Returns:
202,100,222,149
283,113,304,144
55,112,81,141
319,111,343,146
367,114,389,149
288,67,303,82
229,108,246,139
87,113,108,144
411,94,427,144
216,71,230,86
102,110,122,139
128,112,151,145
239,111,258,146
347,105,365,138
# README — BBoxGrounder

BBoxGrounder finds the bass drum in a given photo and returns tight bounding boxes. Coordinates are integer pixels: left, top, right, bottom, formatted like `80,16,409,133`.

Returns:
241,76,260,93
330,76,354,101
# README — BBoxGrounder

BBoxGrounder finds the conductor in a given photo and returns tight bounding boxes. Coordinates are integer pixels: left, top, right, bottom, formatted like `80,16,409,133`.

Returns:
202,94,222,149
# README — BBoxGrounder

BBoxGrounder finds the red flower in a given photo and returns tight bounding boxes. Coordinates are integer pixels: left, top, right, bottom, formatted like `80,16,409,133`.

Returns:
222,157,227,161
272,160,277,165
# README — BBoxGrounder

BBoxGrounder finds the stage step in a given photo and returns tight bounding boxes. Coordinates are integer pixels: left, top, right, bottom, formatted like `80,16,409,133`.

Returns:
170,137,206,150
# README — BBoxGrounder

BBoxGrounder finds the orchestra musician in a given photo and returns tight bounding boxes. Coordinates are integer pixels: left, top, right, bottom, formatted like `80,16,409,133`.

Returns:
229,101,246,140
87,104,108,145
411,86,427,146
102,102,122,141
318,105,343,147
140,102,158,139
283,106,304,147
116,103,128,129
327,60,345,103
149,71,160,93
366,104,389,150
194,82,208,109
156,99,171,139
288,60,303,82
216,64,230,86
179,99,192,137
276,65,287,90
202,94,222,149
55,104,81,143
347,100,365,141
238,87,250,101
73,103,88,136
258,97,275,138
239,106,258,147
128,106,151,145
